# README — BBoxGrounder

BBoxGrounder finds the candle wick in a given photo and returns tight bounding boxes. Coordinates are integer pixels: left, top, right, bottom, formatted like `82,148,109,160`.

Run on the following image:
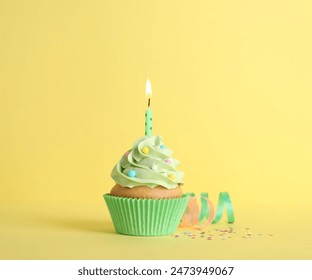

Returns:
148,98,151,108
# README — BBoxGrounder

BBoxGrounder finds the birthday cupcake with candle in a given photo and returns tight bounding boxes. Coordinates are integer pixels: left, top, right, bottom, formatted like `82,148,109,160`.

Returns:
104,80,189,236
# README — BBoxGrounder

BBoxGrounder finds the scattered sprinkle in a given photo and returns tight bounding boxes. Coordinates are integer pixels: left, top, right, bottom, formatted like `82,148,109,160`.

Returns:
173,226,274,241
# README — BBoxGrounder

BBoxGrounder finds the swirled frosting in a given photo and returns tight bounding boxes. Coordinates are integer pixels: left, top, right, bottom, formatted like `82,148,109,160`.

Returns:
111,136,184,189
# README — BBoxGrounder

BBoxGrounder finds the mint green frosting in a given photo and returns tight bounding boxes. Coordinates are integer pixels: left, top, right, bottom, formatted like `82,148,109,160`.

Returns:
111,136,184,189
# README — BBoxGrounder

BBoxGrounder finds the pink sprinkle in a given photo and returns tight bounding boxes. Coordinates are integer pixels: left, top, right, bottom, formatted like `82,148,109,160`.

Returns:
124,150,130,157
165,159,172,164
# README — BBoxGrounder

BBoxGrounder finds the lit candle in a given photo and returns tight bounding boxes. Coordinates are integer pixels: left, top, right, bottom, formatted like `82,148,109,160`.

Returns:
145,79,152,136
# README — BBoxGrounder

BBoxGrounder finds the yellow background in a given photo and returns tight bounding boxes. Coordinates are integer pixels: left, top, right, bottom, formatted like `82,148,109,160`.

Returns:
1,0,312,259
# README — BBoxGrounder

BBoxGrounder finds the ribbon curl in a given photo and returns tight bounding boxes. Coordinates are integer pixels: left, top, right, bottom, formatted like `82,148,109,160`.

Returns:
179,192,234,230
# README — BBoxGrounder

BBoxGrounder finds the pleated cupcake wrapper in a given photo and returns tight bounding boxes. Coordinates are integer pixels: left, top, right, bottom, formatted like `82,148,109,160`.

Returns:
104,194,190,236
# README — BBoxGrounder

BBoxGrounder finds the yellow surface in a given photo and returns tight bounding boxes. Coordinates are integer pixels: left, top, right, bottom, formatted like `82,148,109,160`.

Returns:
0,0,312,259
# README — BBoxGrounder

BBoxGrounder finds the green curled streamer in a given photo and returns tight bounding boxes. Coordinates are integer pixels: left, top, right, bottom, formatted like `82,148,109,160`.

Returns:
185,192,195,198
181,192,234,228
212,192,235,224
199,192,209,221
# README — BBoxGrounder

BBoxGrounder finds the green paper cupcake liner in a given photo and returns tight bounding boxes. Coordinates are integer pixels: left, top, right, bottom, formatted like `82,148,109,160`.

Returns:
104,194,190,236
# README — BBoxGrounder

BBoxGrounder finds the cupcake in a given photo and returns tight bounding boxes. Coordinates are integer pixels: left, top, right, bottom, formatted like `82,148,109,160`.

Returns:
104,135,189,236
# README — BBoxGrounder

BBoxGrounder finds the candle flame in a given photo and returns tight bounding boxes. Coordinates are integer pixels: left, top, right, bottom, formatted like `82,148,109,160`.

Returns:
146,79,152,96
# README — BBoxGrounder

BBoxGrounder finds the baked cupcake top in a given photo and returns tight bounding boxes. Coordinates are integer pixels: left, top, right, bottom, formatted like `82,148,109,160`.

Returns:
111,135,184,189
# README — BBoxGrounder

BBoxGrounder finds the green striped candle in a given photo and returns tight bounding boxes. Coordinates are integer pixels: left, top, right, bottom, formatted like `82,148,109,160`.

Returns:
145,79,152,136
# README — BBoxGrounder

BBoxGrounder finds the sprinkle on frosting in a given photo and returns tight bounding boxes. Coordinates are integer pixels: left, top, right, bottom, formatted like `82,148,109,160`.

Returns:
124,150,131,158
168,173,176,180
141,146,150,154
152,163,158,171
111,135,184,189
127,170,136,178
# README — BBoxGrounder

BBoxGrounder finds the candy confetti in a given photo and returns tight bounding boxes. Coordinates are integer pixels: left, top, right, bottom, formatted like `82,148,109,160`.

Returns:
172,226,274,241
174,192,274,241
